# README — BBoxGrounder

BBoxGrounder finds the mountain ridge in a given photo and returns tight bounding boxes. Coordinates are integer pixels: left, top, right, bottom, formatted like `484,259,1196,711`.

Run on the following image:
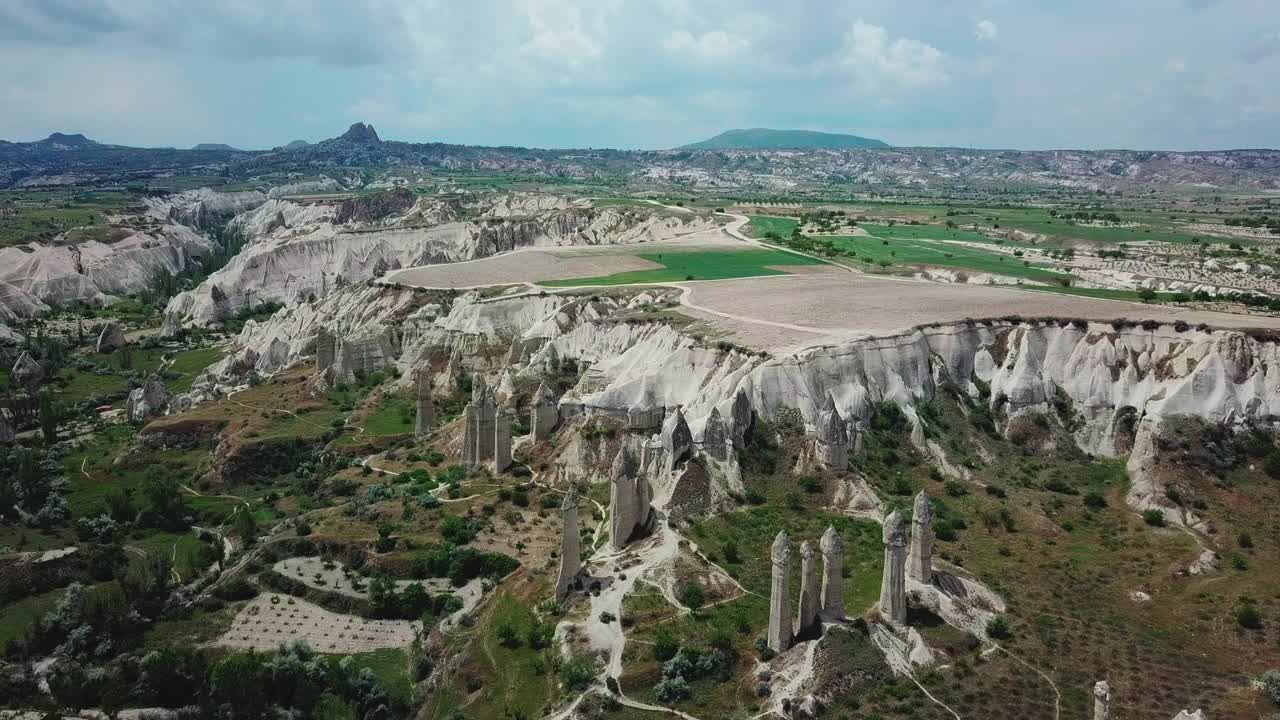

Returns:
679,127,890,150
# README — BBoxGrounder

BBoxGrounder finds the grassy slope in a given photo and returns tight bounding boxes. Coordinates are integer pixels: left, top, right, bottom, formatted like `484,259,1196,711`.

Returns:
537,249,823,287
0,587,64,651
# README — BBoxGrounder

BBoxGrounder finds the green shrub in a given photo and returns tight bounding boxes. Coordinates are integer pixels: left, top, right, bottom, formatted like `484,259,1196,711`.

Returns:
1142,509,1167,527
987,615,1012,640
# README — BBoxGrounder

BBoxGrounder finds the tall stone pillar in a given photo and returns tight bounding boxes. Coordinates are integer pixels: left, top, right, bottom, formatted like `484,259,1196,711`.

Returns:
414,369,435,437
730,389,753,449
879,510,908,625
702,407,728,461
531,381,559,441
462,403,478,471
907,491,933,583
819,526,844,621
609,448,638,550
662,407,693,470
815,393,849,471
476,382,496,462
1093,681,1111,720
796,541,820,636
315,329,336,375
768,531,793,653
494,411,512,473
555,485,581,601
852,420,865,458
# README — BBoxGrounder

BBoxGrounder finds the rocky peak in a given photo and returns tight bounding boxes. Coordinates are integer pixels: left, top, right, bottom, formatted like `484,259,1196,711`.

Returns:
338,122,381,144
41,132,97,149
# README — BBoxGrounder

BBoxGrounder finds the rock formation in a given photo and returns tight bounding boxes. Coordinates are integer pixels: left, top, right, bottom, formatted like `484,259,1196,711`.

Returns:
1170,712,1206,720
555,484,581,601
95,322,127,353
462,403,477,470
315,329,336,375
462,379,498,471
608,447,652,549
1093,681,1111,720
879,510,908,625
814,393,849,471
494,410,512,473
819,525,844,621
908,491,933,583
0,407,15,444
662,406,693,470
730,389,753,448
11,352,44,393
702,407,728,461
476,383,497,463
414,369,434,437
127,374,170,424
851,420,865,458
768,531,793,653
796,540,820,637
531,381,558,441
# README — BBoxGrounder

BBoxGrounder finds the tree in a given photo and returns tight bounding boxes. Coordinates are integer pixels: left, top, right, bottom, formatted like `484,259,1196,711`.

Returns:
1137,286,1158,303
679,583,705,612
38,389,60,444
143,470,186,530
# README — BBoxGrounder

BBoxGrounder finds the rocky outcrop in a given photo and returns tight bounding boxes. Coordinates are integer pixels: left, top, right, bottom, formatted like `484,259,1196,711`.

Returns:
128,374,170,424
768,531,793,653
494,411,512,473
1093,680,1111,720
11,351,43,392
907,491,933,583
95,322,127,353
820,526,844,621
701,406,728,460
414,368,435,436
661,407,693,471
201,279,1280,529
531,382,559,441
814,393,849,471
555,484,581,602
796,541,820,637
879,510,907,625
608,447,652,549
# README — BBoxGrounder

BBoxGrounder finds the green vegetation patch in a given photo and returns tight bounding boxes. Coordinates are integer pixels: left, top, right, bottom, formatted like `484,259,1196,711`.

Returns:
537,249,823,287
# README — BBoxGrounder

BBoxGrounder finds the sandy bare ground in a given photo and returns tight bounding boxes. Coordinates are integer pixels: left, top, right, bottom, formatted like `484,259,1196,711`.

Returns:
214,594,416,653
678,273,1280,351
384,226,746,289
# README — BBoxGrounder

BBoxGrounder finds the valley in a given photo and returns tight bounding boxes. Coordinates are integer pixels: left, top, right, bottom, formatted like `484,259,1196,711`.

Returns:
3,129,1280,720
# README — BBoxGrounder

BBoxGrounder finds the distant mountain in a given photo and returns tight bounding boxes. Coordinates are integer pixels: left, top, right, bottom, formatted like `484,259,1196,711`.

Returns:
38,133,100,150
283,140,310,149
679,128,889,150
191,143,240,152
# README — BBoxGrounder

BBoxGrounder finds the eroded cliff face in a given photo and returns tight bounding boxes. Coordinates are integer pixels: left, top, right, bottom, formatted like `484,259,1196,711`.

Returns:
193,285,1280,523
162,193,718,329
0,189,267,315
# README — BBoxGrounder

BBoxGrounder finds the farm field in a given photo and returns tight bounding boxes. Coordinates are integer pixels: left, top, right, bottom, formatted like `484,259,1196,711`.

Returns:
536,249,828,287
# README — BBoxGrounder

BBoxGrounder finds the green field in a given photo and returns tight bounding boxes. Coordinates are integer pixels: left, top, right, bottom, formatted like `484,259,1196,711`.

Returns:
746,216,799,238
0,587,65,651
536,249,824,287
0,190,134,247
829,230,1068,283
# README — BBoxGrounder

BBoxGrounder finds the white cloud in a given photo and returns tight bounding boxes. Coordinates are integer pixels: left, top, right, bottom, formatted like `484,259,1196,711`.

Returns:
975,20,998,42
662,29,749,61
833,20,949,91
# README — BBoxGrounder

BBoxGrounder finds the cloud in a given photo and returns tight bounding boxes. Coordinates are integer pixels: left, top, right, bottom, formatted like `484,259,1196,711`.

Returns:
662,29,749,61
975,20,998,42
1166,57,1187,73
1242,32,1280,63
832,20,949,91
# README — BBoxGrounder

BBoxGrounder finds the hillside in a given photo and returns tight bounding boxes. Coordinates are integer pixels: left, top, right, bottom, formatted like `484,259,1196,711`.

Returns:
680,127,890,150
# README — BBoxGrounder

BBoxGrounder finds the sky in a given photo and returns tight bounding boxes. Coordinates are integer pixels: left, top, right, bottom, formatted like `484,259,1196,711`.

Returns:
1,0,1278,152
